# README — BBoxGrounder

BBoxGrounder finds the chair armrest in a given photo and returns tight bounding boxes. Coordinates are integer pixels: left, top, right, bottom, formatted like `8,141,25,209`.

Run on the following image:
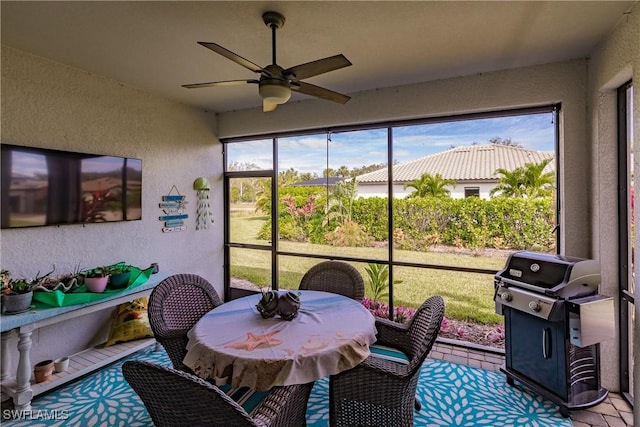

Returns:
373,316,413,356
361,353,411,379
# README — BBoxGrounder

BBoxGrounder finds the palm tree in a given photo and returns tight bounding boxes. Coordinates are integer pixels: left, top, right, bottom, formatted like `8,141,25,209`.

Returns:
490,159,555,198
522,159,555,198
325,178,358,225
322,168,336,178
404,173,456,198
278,168,300,186
490,168,526,198
336,165,351,177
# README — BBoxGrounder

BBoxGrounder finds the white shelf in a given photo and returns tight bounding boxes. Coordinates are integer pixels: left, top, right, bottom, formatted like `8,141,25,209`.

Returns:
29,338,156,396
1,271,172,410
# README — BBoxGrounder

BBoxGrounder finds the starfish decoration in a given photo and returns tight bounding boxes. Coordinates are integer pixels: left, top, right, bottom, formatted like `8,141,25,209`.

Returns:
224,330,283,352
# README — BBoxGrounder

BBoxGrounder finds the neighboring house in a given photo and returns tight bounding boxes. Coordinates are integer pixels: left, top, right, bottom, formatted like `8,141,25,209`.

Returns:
355,144,555,199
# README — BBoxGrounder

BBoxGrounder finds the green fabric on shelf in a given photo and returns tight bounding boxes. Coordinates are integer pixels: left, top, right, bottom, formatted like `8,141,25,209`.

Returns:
32,265,153,307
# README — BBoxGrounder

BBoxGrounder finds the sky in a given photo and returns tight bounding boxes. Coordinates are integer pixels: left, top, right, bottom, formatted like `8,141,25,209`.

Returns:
228,111,556,174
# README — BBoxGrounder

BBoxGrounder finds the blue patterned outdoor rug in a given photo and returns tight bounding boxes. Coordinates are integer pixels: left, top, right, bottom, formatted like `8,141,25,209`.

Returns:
3,346,572,427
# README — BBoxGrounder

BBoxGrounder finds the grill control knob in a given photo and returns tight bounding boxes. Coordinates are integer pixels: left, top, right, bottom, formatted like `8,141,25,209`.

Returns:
500,292,512,302
528,301,541,312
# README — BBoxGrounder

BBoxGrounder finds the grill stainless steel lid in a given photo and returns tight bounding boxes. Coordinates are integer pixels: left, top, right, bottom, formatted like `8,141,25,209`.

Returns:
494,251,601,320
495,250,601,297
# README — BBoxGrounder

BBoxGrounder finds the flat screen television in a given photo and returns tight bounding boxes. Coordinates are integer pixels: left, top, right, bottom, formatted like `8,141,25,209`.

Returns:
1,144,142,229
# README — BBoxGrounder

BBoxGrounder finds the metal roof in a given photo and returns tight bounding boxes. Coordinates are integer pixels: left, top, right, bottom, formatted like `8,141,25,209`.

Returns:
356,144,554,184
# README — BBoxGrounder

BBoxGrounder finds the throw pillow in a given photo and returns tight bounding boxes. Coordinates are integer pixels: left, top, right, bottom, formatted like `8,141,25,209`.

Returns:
104,297,153,347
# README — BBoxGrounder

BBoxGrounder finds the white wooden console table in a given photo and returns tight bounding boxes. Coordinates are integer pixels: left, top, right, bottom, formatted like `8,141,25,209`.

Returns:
0,271,172,411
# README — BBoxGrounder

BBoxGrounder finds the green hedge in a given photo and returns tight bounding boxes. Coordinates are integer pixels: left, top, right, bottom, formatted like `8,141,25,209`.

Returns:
354,196,556,251
261,191,556,251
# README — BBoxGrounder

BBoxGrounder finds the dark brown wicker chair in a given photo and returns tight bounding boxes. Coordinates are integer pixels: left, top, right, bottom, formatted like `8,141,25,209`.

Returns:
298,260,365,301
148,273,223,371
122,360,312,427
329,295,445,427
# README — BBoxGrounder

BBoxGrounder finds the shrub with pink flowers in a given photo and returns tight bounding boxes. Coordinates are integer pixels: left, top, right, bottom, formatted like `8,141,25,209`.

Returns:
361,297,416,323
361,298,505,349
438,316,505,348
283,194,316,222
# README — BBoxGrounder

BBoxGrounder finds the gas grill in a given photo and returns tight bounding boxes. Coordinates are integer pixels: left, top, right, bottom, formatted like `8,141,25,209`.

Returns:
494,251,614,417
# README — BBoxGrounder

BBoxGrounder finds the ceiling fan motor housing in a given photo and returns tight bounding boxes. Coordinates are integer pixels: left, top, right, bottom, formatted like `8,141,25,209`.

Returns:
259,78,291,104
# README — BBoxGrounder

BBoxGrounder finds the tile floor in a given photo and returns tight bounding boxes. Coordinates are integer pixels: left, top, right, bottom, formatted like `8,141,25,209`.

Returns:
1,337,633,426
432,339,635,427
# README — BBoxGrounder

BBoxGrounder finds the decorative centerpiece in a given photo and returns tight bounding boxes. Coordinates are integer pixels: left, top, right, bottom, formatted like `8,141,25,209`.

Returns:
256,289,301,320
277,291,301,321
256,289,279,319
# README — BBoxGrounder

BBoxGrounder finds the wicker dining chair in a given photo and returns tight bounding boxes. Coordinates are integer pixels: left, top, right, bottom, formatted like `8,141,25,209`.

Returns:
298,260,365,301
148,273,223,371
123,360,312,427
329,295,445,427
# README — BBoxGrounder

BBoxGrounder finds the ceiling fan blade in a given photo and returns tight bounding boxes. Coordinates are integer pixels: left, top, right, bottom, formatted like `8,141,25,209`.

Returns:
283,54,352,80
182,79,259,89
197,41,266,75
292,81,351,104
263,100,278,112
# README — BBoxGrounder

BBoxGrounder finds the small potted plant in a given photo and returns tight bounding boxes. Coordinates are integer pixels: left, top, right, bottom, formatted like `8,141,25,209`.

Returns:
256,287,279,319
56,264,84,292
1,270,36,314
35,263,83,293
83,267,109,293
107,264,131,289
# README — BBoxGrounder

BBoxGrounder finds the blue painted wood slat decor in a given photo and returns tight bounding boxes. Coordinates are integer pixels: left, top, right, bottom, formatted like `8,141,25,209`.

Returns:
159,185,188,232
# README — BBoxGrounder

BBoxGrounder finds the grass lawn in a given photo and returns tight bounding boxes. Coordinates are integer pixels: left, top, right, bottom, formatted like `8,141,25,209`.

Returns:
230,213,506,325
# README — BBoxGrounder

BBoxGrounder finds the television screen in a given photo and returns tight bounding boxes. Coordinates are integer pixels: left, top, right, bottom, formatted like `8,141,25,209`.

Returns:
1,144,142,229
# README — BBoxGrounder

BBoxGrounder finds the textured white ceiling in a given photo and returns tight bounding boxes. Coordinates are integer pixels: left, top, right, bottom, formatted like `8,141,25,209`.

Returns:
1,1,635,113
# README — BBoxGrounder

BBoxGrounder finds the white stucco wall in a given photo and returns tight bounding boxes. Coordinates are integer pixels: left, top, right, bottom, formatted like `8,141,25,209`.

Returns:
587,2,639,409
1,46,223,287
1,46,223,364
357,182,497,199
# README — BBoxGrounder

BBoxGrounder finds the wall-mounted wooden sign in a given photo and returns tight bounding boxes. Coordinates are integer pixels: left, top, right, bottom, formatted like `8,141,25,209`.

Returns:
159,185,188,232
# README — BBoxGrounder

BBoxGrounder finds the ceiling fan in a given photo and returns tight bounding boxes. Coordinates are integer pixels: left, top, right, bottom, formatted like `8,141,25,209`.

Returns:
183,11,352,112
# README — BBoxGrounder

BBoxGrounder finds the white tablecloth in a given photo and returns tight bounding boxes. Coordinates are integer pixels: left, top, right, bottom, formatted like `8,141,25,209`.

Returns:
184,290,377,390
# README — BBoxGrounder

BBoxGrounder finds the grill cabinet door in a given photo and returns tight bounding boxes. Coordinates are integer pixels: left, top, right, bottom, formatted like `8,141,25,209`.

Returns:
505,308,568,400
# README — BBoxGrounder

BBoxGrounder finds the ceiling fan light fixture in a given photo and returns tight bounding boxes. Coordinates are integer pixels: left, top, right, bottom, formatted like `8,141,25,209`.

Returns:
259,80,291,105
